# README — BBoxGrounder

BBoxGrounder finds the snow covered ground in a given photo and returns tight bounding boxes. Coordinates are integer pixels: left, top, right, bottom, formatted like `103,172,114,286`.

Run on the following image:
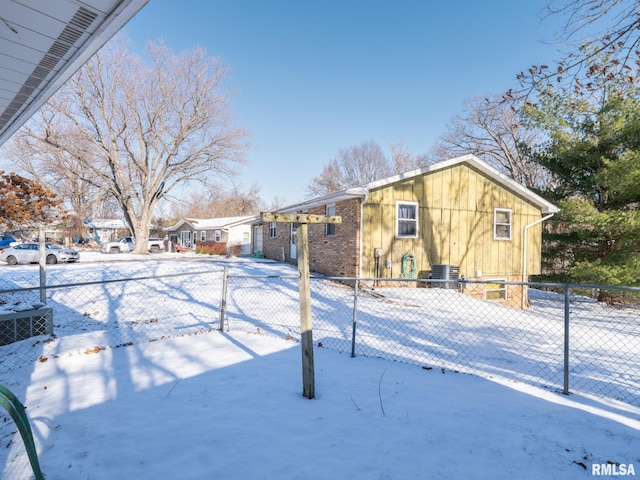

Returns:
1,253,639,479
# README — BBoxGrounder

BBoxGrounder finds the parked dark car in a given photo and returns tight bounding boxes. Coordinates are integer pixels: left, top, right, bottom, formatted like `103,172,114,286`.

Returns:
0,243,80,265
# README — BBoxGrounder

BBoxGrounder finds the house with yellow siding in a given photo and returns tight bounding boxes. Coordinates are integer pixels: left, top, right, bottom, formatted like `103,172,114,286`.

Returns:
258,154,558,308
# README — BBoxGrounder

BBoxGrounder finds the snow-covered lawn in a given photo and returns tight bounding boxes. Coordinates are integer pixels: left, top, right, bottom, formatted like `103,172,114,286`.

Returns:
1,253,639,479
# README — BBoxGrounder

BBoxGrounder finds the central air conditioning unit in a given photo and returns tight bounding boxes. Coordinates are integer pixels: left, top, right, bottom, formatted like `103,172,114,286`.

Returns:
431,264,460,289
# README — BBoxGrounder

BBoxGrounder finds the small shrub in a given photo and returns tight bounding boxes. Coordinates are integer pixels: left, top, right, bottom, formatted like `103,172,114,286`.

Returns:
227,242,242,258
195,242,227,255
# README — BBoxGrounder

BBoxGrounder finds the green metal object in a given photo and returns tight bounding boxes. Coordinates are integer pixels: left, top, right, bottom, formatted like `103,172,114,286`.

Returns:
0,384,45,480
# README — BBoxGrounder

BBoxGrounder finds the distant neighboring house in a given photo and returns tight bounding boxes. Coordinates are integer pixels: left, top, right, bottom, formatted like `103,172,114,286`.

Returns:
257,154,559,308
19,221,85,245
84,219,129,243
165,216,254,256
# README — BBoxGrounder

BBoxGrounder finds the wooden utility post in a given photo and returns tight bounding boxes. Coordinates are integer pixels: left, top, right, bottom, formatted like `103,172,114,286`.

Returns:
261,212,342,399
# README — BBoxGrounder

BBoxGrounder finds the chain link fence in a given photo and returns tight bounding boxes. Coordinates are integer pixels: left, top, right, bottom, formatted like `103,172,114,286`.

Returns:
1,263,225,374
1,264,639,406
222,274,640,406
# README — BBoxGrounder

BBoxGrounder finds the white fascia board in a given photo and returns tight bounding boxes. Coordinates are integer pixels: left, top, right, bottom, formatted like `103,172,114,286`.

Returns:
365,154,559,215
274,188,368,214
272,154,558,217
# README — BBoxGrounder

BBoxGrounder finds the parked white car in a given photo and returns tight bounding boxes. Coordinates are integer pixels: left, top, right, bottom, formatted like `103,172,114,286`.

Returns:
0,243,80,265
100,236,165,254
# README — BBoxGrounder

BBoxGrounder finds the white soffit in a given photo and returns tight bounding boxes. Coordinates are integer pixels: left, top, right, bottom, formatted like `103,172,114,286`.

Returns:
0,0,148,145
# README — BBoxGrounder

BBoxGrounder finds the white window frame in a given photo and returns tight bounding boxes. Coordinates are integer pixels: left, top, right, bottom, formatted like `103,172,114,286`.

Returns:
180,230,191,247
214,229,222,242
485,278,507,301
200,231,207,242
396,201,419,238
326,203,336,236
269,222,277,238
494,208,512,240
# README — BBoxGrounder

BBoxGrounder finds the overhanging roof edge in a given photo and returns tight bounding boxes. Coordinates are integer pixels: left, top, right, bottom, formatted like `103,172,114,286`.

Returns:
0,0,150,146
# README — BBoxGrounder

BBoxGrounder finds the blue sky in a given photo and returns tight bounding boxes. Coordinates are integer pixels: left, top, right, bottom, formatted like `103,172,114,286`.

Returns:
124,0,562,206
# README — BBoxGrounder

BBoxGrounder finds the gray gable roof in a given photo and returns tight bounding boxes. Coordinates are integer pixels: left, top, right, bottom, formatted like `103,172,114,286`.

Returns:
166,216,254,232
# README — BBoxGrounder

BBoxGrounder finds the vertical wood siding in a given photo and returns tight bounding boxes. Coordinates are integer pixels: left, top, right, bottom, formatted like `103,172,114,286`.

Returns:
362,163,543,280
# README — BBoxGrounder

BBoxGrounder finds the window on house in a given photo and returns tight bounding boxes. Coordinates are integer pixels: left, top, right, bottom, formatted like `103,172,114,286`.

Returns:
485,279,507,301
494,208,512,240
396,202,418,238
326,204,336,236
180,231,191,247
200,231,206,242
269,222,277,238
214,229,222,242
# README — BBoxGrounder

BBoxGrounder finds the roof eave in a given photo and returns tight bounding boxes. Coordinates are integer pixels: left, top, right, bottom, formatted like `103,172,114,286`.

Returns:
0,0,150,145
364,154,559,214
273,188,368,214
268,154,559,217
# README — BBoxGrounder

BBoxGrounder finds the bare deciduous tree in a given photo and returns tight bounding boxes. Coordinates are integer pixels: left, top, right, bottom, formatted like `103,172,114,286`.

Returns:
306,140,393,196
3,136,110,220
512,0,640,99
389,141,430,174
172,183,261,219
431,95,549,188
264,195,288,211
7,35,248,253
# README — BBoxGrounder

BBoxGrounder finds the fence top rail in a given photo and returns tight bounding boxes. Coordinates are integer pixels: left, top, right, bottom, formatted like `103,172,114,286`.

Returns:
0,268,224,295
227,274,299,279
229,273,640,293
3,270,638,295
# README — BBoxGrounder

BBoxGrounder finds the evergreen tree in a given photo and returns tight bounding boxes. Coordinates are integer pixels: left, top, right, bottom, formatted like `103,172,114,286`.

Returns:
524,70,640,293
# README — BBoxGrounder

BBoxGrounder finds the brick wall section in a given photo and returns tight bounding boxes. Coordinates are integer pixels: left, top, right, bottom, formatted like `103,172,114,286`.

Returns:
260,198,362,277
307,198,361,277
262,221,290,262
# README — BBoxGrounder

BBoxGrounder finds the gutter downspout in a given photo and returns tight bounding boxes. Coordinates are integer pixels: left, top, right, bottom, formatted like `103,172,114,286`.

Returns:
221,227,230,256
358,192,369,279
522,213,555,309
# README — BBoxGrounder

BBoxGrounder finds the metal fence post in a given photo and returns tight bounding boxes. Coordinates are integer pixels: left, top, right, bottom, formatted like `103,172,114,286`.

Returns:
351,279,358,358
219,266,229,331
38,226,46,304
563,285,570,395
